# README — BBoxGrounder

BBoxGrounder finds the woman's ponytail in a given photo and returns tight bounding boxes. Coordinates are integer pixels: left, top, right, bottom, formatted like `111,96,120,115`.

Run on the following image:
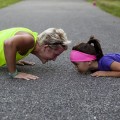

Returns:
87,36,103,60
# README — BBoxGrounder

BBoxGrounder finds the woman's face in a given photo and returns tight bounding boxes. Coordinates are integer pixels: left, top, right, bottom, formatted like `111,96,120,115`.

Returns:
73,61,90,73
37,44,65,64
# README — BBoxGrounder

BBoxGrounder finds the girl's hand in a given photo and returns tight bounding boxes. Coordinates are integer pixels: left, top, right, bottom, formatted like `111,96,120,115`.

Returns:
91,62,120,78
17,60,35,66
14,72,39,80
91,71,107,77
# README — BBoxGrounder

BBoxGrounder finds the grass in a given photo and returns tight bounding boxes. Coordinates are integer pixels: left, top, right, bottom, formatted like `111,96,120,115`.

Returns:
0,0,21,9
87,0,120,17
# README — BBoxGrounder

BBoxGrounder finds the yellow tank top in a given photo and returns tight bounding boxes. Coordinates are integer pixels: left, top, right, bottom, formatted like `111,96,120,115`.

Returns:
0,27,38,66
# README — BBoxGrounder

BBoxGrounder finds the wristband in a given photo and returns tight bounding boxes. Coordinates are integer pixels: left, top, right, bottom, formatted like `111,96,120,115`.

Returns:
8,69,18,78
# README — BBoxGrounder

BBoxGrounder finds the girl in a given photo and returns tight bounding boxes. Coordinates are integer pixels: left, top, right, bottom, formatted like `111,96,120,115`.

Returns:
70,36,120,77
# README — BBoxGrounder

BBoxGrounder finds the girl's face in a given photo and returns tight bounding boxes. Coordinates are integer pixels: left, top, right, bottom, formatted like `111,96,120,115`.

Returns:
73,61,90,73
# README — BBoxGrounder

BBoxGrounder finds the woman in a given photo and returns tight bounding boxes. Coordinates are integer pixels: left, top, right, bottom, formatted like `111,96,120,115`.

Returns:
0,27,71,80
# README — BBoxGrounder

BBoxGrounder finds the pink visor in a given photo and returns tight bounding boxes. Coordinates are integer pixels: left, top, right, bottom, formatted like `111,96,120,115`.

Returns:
70,50,96,62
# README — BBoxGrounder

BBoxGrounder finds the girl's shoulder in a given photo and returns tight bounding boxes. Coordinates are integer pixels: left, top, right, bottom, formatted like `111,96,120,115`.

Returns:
103,53,120,60
99,53,120,63
98,53,120,71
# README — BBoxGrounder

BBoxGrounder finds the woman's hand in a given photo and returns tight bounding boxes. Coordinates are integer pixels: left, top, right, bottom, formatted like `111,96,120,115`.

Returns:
14,72,39,80
16,60,35,66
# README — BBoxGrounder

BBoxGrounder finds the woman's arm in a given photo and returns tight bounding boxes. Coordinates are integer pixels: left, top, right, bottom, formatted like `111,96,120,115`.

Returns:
91,61,120,77
4,34,39,80
4,34,34,72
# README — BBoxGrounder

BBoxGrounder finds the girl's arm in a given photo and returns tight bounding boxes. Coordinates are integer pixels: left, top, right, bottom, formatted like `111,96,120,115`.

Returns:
91,61,120,77
91,71,120,77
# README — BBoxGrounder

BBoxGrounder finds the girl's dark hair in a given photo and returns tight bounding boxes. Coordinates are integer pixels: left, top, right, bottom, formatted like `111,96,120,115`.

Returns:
72,36,104,61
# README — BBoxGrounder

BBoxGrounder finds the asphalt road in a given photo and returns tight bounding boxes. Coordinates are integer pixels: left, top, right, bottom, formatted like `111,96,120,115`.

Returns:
0,0,120,120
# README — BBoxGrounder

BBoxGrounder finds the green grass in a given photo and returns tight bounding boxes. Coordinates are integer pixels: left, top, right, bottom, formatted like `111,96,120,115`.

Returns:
0,0,21,9
87,0,120,17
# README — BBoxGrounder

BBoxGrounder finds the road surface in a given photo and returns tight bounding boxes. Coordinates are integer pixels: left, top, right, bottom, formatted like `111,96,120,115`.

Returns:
0,0,120,119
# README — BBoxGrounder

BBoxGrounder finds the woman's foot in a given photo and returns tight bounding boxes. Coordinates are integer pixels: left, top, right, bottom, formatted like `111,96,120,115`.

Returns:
16,60,35,66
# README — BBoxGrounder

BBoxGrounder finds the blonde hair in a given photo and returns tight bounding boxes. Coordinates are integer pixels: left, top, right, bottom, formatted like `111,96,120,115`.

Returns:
37,28,71,49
